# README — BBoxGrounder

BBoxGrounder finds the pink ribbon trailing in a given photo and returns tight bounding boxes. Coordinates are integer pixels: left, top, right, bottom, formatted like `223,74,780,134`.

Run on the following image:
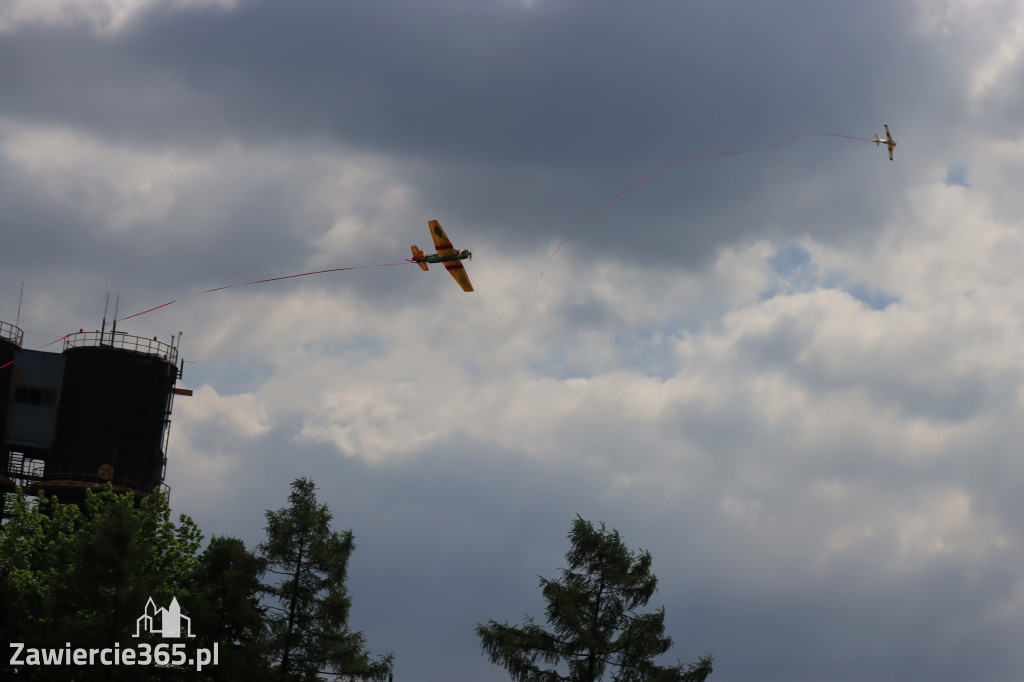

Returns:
1,260,415,371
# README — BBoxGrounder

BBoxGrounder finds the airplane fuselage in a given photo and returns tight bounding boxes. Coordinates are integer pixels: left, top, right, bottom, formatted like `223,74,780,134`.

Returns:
417,249,471,264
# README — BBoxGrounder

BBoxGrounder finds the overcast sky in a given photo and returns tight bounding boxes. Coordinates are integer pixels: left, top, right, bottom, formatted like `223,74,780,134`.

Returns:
3,0,1024,680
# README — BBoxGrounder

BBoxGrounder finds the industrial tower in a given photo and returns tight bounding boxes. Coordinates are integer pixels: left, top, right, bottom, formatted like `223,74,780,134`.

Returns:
0,320,190,517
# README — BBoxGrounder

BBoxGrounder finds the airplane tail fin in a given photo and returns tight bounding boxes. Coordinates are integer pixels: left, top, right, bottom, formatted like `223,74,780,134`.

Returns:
874,133,881,146
411,245,429,271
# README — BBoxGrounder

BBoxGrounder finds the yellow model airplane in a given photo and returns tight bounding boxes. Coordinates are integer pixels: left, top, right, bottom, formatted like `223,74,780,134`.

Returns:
409,220,474,292
874,124,897,161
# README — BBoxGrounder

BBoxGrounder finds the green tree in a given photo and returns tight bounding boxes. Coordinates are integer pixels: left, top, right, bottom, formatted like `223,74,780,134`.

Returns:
0,486,271,681
0,488,82,656
477,516,713,682
54,488,171,655
1,486,204,680
191,535,270,681
258,477,392,681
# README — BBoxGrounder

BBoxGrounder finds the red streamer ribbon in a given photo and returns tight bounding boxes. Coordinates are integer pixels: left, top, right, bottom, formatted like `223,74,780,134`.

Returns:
1,260,414,371
118,261,412,322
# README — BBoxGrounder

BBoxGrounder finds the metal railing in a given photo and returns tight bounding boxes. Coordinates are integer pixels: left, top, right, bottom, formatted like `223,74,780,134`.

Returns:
0,320,24,347
30,463,170,498
4,453,44,487
63,331,178,365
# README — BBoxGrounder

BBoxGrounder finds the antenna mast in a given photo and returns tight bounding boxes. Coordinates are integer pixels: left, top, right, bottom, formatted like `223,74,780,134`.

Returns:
111,294,120,338
15,281,23,327
102,293,109,345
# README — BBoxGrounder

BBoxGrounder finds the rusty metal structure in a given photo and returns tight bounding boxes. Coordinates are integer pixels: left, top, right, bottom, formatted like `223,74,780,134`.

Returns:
1,321,189,517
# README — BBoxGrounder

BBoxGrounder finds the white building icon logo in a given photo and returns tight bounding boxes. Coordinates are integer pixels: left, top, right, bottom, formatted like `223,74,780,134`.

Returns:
133,597,196,638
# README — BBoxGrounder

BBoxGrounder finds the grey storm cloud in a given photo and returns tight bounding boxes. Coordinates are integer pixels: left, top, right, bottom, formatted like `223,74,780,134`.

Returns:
4,1,1024,681
0,0,946,269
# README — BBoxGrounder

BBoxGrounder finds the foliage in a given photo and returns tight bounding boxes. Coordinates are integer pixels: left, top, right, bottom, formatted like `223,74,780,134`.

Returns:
258,477,393,681
0,488,82,652
191,535,270,681
1,478,393,681
477,515,713,682
0,485,266,681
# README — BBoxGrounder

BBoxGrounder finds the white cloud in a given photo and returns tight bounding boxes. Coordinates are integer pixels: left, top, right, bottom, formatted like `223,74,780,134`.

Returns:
1,120,200,232
6,3,1024,676
0,118,416,255
177,384,271,439
968,6,1024,106
9,102,1018,659
0,0,238,35
913,0,1024,111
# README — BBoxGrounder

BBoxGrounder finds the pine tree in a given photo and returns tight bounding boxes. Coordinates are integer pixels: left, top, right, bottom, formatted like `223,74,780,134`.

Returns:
258,477,392,681
191,535,269,681
477,516,713,682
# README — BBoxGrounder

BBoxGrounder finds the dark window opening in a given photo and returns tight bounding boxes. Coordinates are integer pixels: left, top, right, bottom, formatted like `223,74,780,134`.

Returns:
13,386,56,407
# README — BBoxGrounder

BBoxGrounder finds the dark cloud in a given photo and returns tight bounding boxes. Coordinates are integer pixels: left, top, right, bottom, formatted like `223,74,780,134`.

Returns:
0,0,954,272
4,1,1024,681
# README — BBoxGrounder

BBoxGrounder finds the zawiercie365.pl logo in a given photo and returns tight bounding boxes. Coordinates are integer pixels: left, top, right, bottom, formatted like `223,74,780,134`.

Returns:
9,596,219,671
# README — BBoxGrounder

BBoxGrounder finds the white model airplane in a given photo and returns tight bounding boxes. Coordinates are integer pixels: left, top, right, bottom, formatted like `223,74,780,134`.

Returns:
874,124,896,161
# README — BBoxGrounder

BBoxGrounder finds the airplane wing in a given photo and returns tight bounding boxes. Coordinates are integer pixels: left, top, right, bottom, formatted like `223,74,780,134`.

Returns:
444,261,474,292
428,220,458,259
888,146,894,161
